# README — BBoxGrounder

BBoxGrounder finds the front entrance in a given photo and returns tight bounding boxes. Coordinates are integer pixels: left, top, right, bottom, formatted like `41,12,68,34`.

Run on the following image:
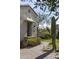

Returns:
27,21,32,36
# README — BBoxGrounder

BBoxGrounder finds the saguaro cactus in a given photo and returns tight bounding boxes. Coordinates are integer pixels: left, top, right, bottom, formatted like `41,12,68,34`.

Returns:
51,16,56,51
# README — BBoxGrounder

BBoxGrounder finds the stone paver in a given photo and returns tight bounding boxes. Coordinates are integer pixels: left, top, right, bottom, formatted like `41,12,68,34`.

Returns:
20,42,58,59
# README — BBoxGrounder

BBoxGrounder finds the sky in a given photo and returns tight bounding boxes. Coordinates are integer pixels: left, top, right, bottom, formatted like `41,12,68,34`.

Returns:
20,0,59,29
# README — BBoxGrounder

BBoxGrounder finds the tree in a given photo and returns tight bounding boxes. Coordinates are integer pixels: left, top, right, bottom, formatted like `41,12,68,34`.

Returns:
37,13,45,38
37,13,49,39
35,0,59,51
46,26,50,34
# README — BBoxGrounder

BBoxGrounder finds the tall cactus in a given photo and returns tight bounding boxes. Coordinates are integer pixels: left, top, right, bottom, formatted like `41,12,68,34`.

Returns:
51,16,56,51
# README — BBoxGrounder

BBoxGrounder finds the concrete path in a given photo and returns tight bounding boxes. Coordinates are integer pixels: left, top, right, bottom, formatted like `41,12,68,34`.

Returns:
20,42,58,59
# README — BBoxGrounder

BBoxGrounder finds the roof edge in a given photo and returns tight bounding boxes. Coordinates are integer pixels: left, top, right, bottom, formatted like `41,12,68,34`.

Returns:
20,5,38,16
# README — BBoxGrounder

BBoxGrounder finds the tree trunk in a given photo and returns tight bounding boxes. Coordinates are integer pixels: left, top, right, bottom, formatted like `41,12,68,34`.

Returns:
51,16,56,51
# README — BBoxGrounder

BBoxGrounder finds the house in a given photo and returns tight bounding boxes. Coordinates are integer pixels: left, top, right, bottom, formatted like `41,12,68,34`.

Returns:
20,5,38,42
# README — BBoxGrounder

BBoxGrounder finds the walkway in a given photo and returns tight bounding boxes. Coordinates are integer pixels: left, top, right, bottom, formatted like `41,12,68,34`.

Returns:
20,42,58,59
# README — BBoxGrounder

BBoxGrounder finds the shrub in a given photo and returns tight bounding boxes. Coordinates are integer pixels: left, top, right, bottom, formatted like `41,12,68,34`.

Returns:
27,37,41,46
38,34,51,39
20,37,41,48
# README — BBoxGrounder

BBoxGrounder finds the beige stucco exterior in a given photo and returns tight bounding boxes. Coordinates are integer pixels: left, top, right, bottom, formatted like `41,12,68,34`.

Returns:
20,5,38,41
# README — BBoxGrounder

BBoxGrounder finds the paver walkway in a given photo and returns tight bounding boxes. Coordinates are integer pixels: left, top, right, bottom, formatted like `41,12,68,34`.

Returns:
20,42,58,59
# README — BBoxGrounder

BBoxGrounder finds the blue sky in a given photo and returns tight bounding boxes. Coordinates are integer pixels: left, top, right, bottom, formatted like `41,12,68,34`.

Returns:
20,0,59,28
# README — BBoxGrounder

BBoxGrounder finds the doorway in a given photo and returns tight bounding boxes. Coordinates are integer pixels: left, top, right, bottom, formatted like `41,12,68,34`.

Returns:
27,21,32,36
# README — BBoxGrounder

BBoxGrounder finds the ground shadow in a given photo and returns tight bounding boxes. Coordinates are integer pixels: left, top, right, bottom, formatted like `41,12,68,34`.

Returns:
35,49,53,59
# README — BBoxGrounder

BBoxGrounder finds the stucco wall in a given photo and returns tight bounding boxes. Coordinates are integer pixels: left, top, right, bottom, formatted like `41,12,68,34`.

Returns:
20,21,27,41
20,5,38,41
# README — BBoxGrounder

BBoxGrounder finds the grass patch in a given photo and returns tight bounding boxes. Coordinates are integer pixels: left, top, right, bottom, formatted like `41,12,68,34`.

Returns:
49,39,59,49
41,38,59,49
41,38,51,42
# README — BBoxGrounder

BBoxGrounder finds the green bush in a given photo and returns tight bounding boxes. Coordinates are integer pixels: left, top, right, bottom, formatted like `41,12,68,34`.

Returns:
38,34,51,39
20,37,41,48
27,37,41,46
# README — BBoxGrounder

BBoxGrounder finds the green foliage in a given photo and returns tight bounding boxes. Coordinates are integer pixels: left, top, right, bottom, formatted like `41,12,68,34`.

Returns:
40,38,59,50
27,37,41,46
38,29,51,39
48,0,59,12
46,27,50,34
39,34,51,39
20,37,41,48
41,38,52,42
